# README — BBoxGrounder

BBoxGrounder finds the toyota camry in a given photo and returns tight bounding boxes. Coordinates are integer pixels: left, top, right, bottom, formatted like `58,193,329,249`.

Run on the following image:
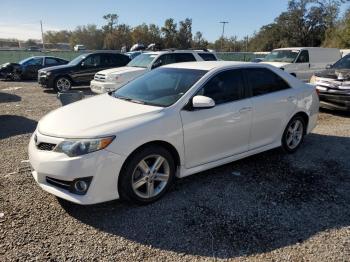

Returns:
29,61,319,205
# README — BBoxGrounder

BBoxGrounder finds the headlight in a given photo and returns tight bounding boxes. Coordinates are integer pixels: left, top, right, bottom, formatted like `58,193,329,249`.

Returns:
46,71,51,76
310,75,318,84
54,136,115,157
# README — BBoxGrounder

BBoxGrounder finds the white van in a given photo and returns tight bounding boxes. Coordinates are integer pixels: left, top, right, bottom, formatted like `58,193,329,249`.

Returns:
261,47,341,82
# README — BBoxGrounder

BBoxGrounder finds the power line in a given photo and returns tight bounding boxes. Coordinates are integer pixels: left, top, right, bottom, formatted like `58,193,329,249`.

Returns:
219,21,228,51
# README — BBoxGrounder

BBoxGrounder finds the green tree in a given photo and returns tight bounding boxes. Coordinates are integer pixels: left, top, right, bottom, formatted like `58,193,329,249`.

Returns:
161,18,177,48
176,18,192,49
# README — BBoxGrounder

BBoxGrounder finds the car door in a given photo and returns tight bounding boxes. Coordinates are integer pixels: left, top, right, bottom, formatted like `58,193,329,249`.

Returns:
180,69,253,168
24,57,43,79
73,54,103,83
294,50,311,81
243,68,297,150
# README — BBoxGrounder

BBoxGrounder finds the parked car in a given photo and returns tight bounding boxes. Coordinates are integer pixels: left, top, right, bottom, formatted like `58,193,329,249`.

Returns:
29,61,319,205
38,52,130,92
310,54,350,111
74,45,86,51
0,56,68,81
251,57,264,63
90,50,218,94
27,46,41,51
262,47,341,82
126,51,143,60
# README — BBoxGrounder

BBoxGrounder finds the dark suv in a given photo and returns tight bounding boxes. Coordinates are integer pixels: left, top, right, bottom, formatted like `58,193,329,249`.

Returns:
38,52,130,92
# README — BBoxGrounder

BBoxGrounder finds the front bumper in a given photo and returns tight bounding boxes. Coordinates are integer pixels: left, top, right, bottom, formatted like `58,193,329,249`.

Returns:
90,80,120,94
28,131,127,205
38,75,49,87
315,83,350,111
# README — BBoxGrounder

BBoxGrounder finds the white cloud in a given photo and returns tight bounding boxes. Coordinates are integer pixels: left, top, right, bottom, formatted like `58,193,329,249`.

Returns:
0,23,60,40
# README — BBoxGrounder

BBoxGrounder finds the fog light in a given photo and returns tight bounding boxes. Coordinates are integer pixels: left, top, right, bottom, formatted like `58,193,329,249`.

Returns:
74,180,88,193
70,177,93,195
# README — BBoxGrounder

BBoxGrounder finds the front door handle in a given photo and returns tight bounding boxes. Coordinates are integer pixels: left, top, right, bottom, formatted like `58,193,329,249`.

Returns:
239,107,252,113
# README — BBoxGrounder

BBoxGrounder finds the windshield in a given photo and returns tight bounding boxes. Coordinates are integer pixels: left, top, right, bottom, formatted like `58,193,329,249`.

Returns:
264,50,300,63
112,68,207,107
127,53,157,68
68,54,86,65
332,55,350,69
19,57,33,65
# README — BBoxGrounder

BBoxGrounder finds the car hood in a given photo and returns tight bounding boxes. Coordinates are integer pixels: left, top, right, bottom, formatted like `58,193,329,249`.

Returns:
38,94,163,138
315,68,350,80
260,61,290,68
97,66,147,76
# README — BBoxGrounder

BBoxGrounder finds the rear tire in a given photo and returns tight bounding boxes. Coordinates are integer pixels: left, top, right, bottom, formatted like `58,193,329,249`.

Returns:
282,116,306,153
119,145,175,205
53,76,72,93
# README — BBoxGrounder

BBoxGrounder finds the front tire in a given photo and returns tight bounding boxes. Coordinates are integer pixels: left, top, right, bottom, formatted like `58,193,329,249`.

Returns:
282,116,305,153
53,76,72,92
11,72,21,81
119,145,175,205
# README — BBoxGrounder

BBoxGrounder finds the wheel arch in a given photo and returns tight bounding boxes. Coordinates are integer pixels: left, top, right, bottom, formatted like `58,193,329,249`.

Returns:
120,140,181,171
290,111,309,134
54,74,74,85
117,140,181,195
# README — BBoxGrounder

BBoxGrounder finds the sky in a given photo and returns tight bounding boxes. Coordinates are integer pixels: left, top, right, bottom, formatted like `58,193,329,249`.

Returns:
0,0,348,42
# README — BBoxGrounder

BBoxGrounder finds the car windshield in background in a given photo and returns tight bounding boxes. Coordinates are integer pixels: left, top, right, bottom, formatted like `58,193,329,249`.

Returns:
332,55,350,69
112,68,207,107
68,54,86,65
264,50,300,63
19,57,33,65
127,53,157,68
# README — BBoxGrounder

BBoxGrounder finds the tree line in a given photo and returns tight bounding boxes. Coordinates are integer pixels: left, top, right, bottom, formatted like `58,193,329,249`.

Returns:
42,0,350,52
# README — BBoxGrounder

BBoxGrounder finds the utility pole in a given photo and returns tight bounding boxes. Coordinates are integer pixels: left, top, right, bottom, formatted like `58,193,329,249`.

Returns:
219,21,228,52
40,20,45,50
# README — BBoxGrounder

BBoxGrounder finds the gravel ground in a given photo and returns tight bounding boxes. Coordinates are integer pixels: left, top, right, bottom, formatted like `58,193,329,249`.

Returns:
0,80,349,261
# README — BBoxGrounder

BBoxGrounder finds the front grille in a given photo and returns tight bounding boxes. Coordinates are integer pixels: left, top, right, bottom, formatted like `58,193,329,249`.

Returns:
46,177,71,190
94,73,106,82
37,142,56,151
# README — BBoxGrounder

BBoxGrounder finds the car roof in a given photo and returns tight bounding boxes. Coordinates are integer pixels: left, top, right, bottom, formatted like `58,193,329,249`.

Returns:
162,61,257,71
141,50,215,55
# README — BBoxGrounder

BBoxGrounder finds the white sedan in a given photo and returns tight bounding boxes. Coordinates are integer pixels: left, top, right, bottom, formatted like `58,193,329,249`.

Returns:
28,61,319,205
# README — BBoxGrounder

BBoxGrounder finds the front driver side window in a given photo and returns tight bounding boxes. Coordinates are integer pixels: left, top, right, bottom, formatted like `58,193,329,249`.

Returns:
153,54,176,69
296,50,309,63
197,69,245,105
84,55,101,67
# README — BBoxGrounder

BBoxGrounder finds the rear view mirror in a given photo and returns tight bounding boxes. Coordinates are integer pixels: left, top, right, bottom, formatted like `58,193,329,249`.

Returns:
326,64,333,69
192,95,215,109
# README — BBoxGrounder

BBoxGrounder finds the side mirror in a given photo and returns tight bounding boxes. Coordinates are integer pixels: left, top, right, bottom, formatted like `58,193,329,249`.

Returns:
326,64,333,69
80,61,85,67
192,95,215,109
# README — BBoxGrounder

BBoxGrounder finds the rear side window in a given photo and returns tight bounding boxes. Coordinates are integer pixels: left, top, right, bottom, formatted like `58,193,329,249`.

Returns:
174,53,196,62
296,50,309,63
244,68,290,97
197,69,245,105
45,57,59,66
198,53,217,61
104,54,129,66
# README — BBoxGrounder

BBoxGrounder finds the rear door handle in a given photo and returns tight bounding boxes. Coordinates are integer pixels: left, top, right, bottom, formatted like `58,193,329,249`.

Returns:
239,107,252,113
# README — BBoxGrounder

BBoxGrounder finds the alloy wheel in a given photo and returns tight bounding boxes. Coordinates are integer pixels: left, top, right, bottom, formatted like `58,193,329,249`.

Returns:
131,154,170,199
56,78,71,92
286,119,304,150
